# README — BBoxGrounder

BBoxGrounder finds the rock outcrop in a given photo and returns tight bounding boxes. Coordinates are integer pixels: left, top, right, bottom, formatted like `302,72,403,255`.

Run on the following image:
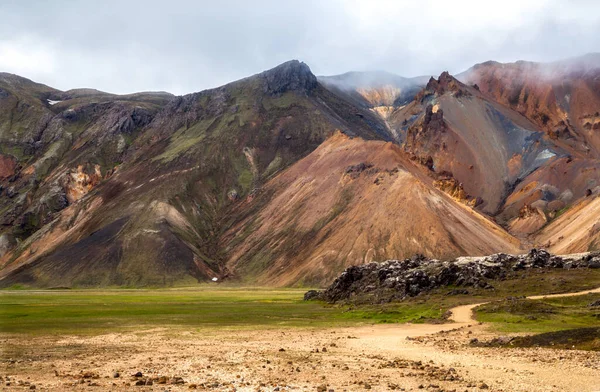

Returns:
308,249,600,303
260,60,318,95
433,175,481,207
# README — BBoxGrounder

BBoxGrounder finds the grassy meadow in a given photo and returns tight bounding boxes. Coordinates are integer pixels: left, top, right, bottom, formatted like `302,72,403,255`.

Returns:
2,268,599,337
475,293,600,333
0,287,442,335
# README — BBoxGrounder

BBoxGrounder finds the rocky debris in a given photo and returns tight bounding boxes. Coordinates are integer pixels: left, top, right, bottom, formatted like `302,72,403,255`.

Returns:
378,358,465,387
409,154,435,171
345,162,373,174
41,185,69,212
469,336,514,347
304,290,321,301
518,204,539,219
433,175,481,207
427,72,460,95
308,249,600,303
5,185,16,198
0,233,14,257
80,371,100,379
344,163,403,185
508,204,548,235
124,373,185,386
0,87,10,98
589,299,600,307
344,162,376,179
57,102,154,137
404,104,448,171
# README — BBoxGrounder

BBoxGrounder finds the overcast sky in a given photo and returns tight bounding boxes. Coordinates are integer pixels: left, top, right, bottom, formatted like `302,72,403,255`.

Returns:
1,0,599,95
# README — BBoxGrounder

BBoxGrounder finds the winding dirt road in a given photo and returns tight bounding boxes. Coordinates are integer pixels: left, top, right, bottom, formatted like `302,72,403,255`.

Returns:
448,286,600,323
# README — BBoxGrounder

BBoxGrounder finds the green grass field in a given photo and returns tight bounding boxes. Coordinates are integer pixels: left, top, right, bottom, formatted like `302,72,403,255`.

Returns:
2,268,599,337
475,293,600,333
0,287,442,335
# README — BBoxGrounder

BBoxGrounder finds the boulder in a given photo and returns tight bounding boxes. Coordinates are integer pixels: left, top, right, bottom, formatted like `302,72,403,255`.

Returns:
303,290,321,301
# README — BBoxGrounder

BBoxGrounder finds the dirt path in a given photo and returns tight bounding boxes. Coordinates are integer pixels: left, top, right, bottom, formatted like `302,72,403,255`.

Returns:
449,286,600,324
1,288,599,391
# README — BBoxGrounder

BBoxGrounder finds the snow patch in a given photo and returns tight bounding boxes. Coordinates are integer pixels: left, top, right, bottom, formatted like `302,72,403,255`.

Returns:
535,149,556,161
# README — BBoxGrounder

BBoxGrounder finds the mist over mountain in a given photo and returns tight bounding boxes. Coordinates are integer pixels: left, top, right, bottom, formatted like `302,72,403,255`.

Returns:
2,1,599,95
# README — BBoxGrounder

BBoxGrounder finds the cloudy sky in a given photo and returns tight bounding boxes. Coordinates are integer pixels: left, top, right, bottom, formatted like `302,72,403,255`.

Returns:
1,0,599,95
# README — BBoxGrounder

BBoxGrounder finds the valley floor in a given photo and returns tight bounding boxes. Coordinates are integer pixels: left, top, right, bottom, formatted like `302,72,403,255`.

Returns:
1,288,599,391
1,317,599,391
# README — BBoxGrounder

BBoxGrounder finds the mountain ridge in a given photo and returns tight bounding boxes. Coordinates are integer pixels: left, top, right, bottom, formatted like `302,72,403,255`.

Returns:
1,54,600,287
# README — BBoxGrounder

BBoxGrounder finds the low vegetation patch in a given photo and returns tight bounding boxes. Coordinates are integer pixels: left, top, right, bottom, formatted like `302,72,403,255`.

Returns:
475,293,600,333
473,293,600,350
0,287,442,335
472,327,600,351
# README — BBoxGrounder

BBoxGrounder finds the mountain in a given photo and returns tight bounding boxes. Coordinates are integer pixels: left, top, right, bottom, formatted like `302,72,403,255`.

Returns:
1,55,600,288
456,54,600,225
457,53,600,153
223,131,520,286
0,61,391,287
384,72,565,216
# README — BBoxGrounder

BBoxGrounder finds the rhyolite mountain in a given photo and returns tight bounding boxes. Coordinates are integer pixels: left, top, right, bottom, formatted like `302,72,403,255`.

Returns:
1,55,599,287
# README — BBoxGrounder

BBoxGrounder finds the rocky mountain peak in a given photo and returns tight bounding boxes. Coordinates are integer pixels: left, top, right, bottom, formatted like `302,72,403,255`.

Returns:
425,71,461,94
415,71,470,103
260,60,318,95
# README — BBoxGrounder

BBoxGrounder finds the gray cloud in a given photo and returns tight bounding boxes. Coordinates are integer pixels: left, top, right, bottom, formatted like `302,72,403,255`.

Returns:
1,0,599,95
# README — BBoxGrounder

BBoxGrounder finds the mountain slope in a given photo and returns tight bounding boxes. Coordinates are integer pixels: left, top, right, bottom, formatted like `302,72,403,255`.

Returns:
456,54,600,224
224,132,521,286
535,194,600,253
0,72,172,252
458,54,600,156
0,61,393,287
384,72,564,216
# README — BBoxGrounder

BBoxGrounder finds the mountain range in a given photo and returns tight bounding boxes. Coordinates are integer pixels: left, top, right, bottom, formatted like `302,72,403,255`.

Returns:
1,54,599,287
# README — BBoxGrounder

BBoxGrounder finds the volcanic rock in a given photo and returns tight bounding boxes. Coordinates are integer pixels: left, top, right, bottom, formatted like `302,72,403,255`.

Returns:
261,60,318,95
311,249,598,303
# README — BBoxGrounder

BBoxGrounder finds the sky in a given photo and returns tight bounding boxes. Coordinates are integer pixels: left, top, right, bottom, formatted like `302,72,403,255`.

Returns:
1,0,599,95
